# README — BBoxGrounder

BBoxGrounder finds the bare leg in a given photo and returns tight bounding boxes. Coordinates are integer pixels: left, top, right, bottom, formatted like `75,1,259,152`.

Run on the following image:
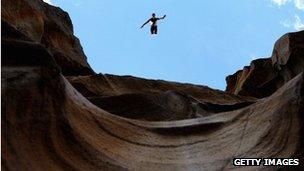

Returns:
151,26,157,34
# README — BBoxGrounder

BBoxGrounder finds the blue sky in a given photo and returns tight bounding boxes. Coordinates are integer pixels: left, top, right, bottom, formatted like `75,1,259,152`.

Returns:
48,0,303,90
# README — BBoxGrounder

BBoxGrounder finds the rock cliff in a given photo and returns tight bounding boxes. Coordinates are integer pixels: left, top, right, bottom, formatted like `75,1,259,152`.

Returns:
2,0,94,75
226,31,304,98
2,0,304,170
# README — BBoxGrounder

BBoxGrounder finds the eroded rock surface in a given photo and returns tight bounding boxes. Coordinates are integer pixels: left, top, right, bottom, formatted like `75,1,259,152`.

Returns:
2,0,94,75
67,74,254,121
2,0,304,170
226,31,304,98
2,52,304,170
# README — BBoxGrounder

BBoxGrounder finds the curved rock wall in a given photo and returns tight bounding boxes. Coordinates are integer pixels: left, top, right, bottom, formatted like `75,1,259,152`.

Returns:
2,0,94,75
2,54,304,170
2,0,304,170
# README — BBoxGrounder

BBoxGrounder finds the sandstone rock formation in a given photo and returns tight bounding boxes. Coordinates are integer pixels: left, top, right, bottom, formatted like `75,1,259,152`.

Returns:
2,46,304,170
2,0,94,75
67,74,254,121
226,31,304,98
2,0,304,170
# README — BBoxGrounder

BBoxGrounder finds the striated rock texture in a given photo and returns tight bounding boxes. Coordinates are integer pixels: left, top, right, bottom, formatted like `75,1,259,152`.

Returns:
225,58,277,98
67,74,254,121
67,74,249,103
2,0,94,75
272,31,304,85
2,0,304,170
2,48,304,170
226,31,304,98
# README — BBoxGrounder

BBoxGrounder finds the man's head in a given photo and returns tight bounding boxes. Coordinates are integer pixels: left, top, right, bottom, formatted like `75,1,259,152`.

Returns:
152,13,156,17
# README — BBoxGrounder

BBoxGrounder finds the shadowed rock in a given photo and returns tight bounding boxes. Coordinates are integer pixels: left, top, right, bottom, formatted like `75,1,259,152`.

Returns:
88,91,254,121
2,56,304,170
68,74,254,121
226,31,304,98
2,0,304,170
2,0,94,75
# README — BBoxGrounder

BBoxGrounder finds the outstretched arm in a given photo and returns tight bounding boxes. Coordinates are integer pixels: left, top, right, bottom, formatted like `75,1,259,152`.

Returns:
158,15,166,20
141,19,150,28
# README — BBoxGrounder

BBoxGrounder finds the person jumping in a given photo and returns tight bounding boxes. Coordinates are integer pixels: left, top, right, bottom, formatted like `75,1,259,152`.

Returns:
141,13,166,34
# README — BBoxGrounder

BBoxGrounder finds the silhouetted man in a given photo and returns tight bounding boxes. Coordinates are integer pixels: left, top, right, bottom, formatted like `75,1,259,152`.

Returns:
141,13,166,34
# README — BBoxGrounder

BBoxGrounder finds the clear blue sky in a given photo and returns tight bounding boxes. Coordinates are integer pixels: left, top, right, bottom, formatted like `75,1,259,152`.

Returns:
51,0,303,90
